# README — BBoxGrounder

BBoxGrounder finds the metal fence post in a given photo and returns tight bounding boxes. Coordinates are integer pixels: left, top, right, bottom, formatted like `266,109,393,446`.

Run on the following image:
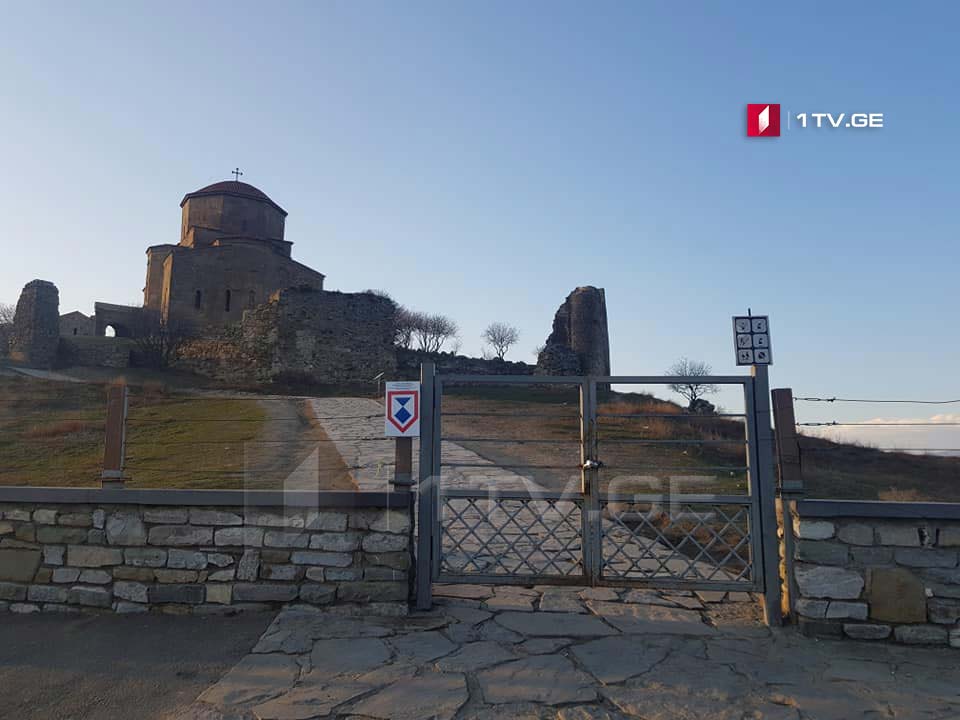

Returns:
101,383,129,488
415,362,436,610
751,366,783,625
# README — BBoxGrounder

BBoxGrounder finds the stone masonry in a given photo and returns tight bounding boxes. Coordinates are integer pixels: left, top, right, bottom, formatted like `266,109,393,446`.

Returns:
537,286,611,376
791,501,960,647
0,499,412,616
8,279,60,369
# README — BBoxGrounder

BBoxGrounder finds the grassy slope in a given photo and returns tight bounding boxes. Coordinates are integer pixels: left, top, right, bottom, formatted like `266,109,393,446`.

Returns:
0,373,351,489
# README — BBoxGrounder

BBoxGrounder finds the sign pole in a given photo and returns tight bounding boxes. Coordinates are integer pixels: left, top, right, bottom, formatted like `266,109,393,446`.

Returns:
752,364,783,626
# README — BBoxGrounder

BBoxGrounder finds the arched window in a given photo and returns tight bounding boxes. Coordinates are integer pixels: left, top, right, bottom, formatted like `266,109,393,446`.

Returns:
72,328,78,336
104,325,116,338
225,289,232,312
195,290,203,309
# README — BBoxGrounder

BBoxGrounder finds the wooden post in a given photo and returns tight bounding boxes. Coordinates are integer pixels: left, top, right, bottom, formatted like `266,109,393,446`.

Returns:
771,388,803,495
393,437,414,491
101,383,129,488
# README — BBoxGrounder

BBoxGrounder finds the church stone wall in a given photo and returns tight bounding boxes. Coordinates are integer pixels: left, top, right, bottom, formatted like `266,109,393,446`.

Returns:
9,280,60,369
178,287,396,386
181,194,285,246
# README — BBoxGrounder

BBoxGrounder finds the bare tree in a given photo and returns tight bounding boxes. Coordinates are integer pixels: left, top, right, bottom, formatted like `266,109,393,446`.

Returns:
0,303,15,325
666,357,719,410
413,313,459,353
482,322,519,360
393,306,418,349
132,312,188,369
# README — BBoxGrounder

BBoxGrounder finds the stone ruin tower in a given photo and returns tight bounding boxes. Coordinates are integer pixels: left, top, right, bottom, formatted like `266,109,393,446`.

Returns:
9,280,60,369
536,286,611,376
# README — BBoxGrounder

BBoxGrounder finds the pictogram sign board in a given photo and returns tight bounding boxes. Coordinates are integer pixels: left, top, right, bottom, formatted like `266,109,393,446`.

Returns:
733,315,773,365
385,381,421,437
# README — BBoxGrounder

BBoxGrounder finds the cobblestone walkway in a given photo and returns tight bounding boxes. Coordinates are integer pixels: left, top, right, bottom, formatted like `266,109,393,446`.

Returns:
178,584,960,720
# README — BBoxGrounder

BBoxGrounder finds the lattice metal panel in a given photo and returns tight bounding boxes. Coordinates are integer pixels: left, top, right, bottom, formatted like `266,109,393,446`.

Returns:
601,500,755,587
440,495,584,578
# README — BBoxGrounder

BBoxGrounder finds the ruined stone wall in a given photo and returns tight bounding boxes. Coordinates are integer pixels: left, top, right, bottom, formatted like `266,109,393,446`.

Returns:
0,324,10,358
59,312,95,337
0,492,411,616
395,349,534,379
537,286,611,376
57,337,134,369
791,500,960,647
178,287,396,386
9,280,60,369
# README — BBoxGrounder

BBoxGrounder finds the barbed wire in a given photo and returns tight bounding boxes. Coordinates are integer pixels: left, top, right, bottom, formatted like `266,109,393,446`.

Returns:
796,396,960,405
797,421,960,427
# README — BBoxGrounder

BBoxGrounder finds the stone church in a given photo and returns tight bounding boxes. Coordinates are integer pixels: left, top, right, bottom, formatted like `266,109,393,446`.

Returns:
95,180,325,336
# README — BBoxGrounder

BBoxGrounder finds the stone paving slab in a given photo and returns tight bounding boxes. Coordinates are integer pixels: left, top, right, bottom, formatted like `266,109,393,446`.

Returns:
184,583,960,720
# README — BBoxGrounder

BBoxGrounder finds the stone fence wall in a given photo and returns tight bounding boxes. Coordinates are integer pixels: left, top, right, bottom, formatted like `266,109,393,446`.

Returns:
57,337,134,369
791,499,960,647
0,488,412,617
395,348,534,378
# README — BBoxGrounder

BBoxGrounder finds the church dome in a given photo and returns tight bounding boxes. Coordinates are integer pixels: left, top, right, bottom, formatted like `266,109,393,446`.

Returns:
181,180,286,216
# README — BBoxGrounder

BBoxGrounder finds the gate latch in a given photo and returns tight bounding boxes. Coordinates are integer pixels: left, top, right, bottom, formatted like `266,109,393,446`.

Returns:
582,459,603,471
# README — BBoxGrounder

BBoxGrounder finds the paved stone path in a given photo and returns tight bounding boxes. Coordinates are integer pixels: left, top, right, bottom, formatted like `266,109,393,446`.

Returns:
178,584,960,719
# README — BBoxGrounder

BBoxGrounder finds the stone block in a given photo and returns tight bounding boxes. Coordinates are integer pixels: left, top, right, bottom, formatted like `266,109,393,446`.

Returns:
189,509,242,526
92,510,105,529
290,551,353,567
114,581,148,603
837,523,874,546
34,568,52,584
364,552,411,570
112,566,154,582
794,519,835,540
260,549,290,563
149,584,204,604
337,581,407,603
244,512,304,528
214,527,264,547
10,603,40,614
115,601,148,614
260,564,301,581
305,511,348,532
795,565,864,599
87,530,105,545
167,550,208,570
795,598,828,619
309,532,362,552
0,522,12,536
368,510,411,534
894,625,948,645
148,526,213,546
2,509,31,522
42,604,80,614
0,582,27,601
232,583,298,602
143,508,188,524
938,527,960,547
843,623,891,640
300,584,336,604
850,546,894,567
0,548,42,582
124,548,167,567
52,568,81,583
867,567,927,623
78,570,112,585
798,618,844,638
58,513,92,528
42,546,65,566
206,584,232,605
32,509,57,525
68,586,112,608
154,569,198,583
324,568,363,581
28,585,68,604
208,569,235,582
263,531,308,548
876,524,922,547
237,549,260,581
796,540,848,566
206,553,234,568
67,546,123,568
894,548,958,568
825,601,868,620
361,533,408,553
15,525,35,543
106,512,147,546
364,567,406,582
36,527,88,544
927,597,960,624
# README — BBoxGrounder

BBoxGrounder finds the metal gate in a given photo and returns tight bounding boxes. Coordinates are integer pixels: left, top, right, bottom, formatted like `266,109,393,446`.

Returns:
415,367,781,621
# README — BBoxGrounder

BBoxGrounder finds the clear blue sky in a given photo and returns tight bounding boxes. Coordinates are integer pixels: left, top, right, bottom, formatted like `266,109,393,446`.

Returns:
1,2,957,435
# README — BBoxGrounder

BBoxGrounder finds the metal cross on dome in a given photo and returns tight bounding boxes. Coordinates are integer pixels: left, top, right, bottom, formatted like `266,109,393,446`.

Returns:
231,167,243,183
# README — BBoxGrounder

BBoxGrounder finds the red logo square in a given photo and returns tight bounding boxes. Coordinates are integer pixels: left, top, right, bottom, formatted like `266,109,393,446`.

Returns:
746,104,780,137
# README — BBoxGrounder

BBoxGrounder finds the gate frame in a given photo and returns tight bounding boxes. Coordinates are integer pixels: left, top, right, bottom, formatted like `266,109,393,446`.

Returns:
415,362,782,624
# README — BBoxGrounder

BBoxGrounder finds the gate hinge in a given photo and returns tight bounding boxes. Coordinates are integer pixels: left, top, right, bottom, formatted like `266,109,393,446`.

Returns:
582,459,603,470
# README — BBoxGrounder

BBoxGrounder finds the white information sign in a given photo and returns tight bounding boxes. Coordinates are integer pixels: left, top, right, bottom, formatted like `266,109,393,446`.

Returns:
732,315,773,365
384,381,421,437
